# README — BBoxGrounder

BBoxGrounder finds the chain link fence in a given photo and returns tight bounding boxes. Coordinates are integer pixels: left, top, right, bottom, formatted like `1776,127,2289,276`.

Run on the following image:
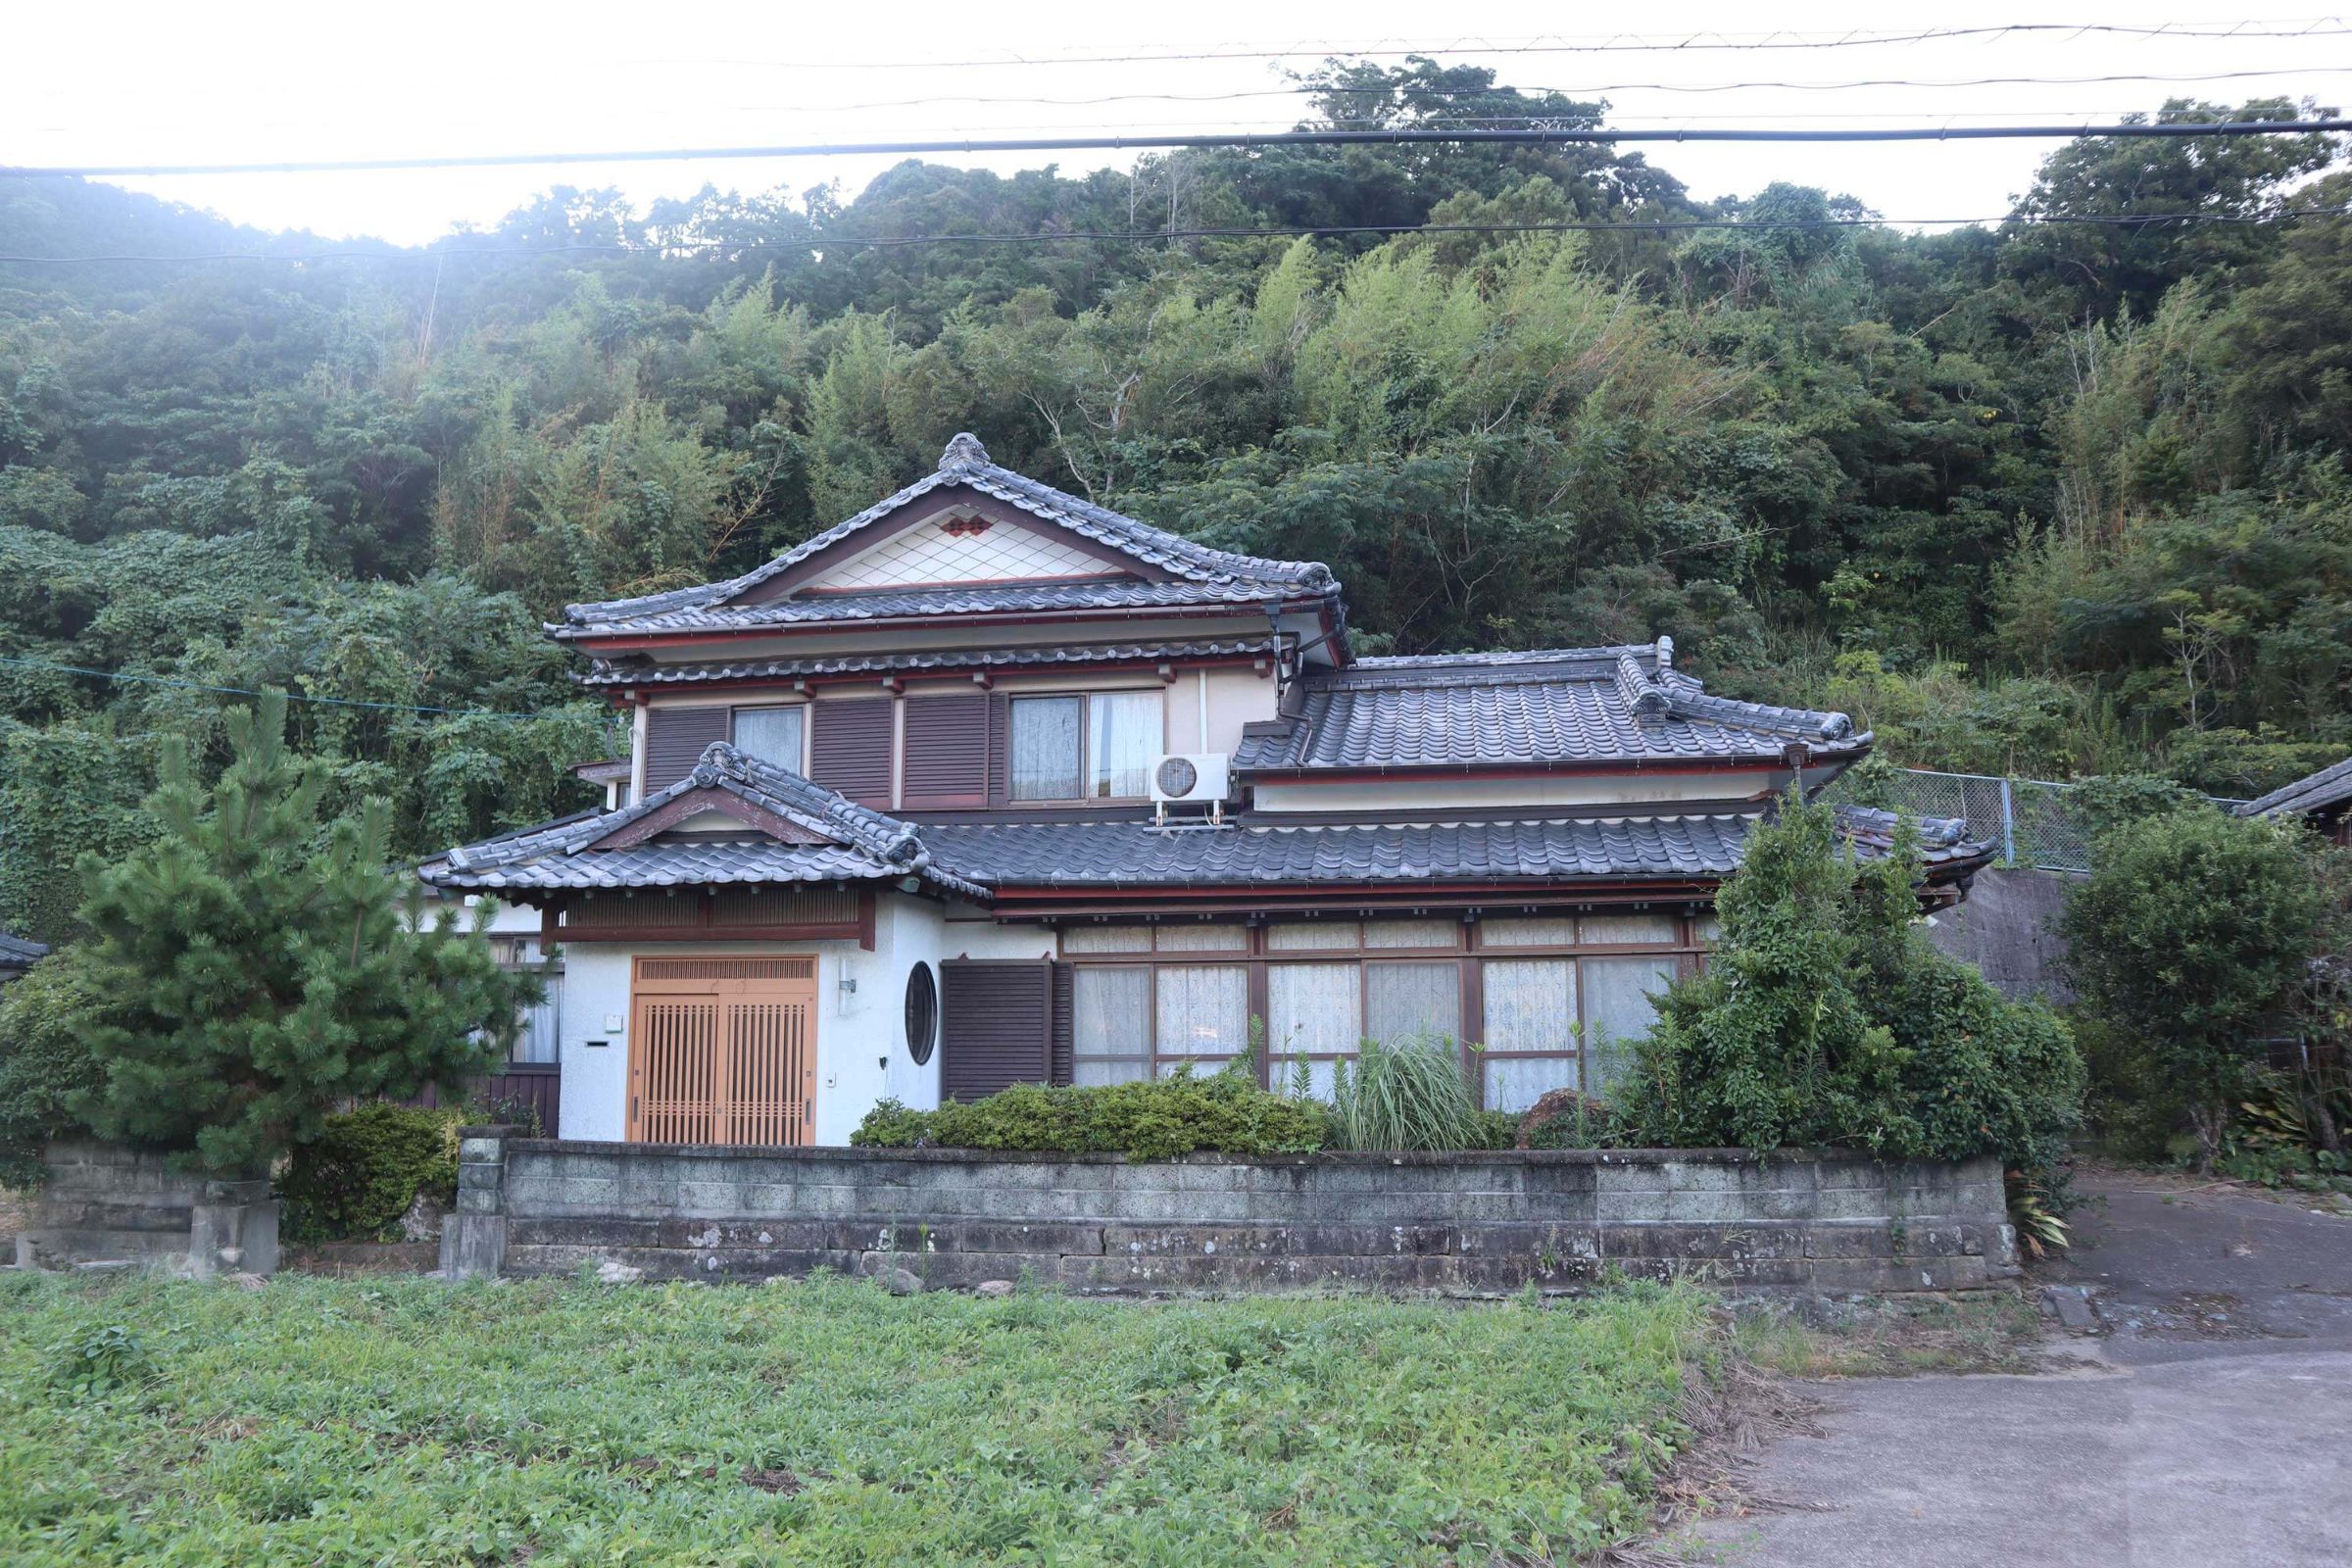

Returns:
1826,767,2248,874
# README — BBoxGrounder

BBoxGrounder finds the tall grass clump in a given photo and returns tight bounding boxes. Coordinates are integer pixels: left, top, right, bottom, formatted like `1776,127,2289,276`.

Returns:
1329,1035,1486,1152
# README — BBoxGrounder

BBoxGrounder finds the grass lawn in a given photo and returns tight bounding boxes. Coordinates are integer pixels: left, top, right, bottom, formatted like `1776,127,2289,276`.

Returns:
0,1269,1718,1567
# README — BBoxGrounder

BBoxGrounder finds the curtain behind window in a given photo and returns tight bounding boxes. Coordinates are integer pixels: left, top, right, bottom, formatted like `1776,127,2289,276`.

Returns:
731,707,805,774
1010,696,1083,801
1088,691,1159,798
1072,967,1151,1085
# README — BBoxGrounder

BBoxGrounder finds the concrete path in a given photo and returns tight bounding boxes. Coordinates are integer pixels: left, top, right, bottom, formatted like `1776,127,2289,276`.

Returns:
1665,1171,2352,1567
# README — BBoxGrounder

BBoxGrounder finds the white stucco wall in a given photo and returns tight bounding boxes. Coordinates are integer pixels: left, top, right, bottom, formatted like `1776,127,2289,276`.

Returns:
554,893,1055,1146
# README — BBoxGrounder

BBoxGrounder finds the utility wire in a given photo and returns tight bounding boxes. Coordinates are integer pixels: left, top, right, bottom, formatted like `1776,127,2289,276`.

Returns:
651,22,2352,71
12,117,2352,179
0,654,569,723
4,207,2349,268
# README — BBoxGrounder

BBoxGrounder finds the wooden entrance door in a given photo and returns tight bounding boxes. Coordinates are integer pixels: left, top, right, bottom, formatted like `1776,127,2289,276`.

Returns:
627,956,818,1145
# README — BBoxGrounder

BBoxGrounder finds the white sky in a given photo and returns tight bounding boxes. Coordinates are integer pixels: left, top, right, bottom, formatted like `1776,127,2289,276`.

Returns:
8,1,2350,245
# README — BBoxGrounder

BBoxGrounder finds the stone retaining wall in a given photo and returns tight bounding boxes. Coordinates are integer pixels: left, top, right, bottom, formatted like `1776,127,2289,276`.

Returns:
443,1130,2017,1297
18,1141,278,1277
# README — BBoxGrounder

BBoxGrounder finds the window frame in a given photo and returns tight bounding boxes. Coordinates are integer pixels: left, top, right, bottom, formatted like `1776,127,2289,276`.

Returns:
1058,915,1703,1106
1006,688,1163,805
728,702,808,775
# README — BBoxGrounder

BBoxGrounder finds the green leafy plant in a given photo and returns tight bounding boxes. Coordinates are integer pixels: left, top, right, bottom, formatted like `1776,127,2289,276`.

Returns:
47,1322,156,1401
851,1068,1325,1161
276,1103,464,1244
1617,793,2084,1186
2061,806,2330,1170
0,943,116,1187
2004,1167,2072,1260
1328,1035,1487,1152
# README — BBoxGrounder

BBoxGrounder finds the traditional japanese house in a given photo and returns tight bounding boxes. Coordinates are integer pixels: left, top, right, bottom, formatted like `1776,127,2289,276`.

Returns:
418,434,1991,1146
0,930,45,986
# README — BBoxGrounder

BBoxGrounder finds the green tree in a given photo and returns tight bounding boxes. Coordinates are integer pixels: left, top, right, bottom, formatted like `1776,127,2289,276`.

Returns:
2060,806,2330,1167
1621,795,2082,1169
71,692,530,1177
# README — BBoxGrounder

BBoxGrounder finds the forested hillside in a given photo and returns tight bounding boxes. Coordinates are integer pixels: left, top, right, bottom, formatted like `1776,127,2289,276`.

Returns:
5,64,2351,940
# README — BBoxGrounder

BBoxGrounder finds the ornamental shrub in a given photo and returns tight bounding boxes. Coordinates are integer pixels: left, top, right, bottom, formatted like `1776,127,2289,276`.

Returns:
276,1103,464,1243
851,1069,1326,1160
0,944,116,1187
1328,1035,1489,1152
2060,805,2330,1169
1616,791,2083,1171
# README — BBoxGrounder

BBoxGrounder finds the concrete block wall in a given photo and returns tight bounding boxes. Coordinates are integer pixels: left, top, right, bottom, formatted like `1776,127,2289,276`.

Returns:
451,1132,2017,1297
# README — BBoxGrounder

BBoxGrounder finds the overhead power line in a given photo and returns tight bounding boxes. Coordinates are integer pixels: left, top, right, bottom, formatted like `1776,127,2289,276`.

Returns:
655,21,2352,71
7,207,2349,268
11,117,2352,179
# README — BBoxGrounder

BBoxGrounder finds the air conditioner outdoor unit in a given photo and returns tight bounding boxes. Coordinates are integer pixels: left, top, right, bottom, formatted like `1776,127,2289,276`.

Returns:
1150,752,1231,819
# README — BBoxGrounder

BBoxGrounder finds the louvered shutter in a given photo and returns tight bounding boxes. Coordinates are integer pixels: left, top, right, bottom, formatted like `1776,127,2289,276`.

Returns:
1050,961,1075,1087
642,706,730,793
902,692,990,809
808,697,895,807
940,958,1054,1102
985,691,1011,808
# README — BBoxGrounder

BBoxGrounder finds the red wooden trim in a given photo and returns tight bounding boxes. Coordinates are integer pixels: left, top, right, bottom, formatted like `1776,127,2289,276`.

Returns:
587,649,1275,698
540,902,563,947
564,598,1338,656
589,788,829,850
858,890,877,953
1243,759,1806,782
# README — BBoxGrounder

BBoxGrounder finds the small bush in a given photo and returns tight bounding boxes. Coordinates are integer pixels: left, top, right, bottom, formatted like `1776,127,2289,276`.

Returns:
1516,1089,1622,1150
851,1069,1325,1160
276,1103,463,1243
1467,1109,1523,1151
0,945,118,1187
1329,1036,1488,1152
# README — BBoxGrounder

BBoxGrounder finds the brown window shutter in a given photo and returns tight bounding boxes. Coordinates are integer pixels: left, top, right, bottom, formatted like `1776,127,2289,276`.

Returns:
984,691,1011,808
902,692,990,809
808,697,895,807
1050,960,1074,1087
641,705,729,793
939,958,1054,1102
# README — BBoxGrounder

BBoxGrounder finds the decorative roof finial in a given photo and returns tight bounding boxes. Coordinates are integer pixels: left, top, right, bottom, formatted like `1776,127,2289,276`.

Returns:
938,432,990,470
1654,634,1674,672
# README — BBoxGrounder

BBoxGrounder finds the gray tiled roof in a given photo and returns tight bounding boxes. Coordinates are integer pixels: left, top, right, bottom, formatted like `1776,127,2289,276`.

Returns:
578,639,1280,690
556,433,1333,638
419,744,989,900
2236,755,2352,818
0,931,48,967
419,779,1986,897
1234,638,1863,772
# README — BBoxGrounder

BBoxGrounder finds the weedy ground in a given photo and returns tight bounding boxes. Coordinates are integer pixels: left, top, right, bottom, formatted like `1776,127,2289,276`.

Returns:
1,1269,1720,1567
1729,1291,2048,1379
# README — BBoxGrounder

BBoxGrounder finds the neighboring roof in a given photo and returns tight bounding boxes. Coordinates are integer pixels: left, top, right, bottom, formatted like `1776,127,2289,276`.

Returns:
0,931,48,969
555,433,1335,640
1233,637,1864,773
568,758,633,784
419,743,989,900
577,639,1281,691
2236,756,2352,818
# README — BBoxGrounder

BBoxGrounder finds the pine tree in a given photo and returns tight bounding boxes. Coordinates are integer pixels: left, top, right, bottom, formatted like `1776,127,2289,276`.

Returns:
73,692,528,1176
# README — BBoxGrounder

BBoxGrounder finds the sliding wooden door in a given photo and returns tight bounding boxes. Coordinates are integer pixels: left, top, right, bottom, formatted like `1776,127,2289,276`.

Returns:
627,956,817,1145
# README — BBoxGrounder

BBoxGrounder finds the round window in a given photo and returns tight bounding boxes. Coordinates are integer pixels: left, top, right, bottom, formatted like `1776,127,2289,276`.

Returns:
904,961,938,1066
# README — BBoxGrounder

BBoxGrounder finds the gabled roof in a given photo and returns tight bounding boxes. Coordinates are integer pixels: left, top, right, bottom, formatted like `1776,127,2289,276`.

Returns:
2236,756,2352,819
554,434,1336,640
1233,637,1865,773
419,743,989,900
0,930,48,968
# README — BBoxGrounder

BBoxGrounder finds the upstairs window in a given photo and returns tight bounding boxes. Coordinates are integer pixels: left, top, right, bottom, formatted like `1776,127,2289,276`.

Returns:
732,706,806,774
1010,691,1160,801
